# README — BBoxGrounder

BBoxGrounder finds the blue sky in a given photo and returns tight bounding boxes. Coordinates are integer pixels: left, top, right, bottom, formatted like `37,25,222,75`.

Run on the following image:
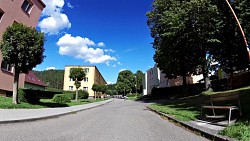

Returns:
35,0,155,84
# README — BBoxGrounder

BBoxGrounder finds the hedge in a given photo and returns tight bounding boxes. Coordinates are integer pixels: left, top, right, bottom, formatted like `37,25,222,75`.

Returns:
52,94,71,104
18,89,40,104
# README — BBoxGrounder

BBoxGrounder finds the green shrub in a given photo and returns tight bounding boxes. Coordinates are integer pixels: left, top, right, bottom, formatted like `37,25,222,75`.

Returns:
68,90,89,100
63,91,75,100
52,94,71,104
18,89,40,104
78,90,89,99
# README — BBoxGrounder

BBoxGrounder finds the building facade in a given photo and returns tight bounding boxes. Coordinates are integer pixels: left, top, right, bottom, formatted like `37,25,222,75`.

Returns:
0,0,45,96
63,66,107,98
143,64,203,95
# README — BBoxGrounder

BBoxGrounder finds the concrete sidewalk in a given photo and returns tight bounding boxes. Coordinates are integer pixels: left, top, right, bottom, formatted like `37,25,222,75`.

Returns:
0,99,113,124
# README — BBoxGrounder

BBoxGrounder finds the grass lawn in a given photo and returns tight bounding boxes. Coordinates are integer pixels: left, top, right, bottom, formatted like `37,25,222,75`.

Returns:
147,86,250,140
0,96,108,109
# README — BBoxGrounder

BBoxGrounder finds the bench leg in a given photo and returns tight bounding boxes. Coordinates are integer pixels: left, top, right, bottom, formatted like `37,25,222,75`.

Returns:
228,109,232,125
212,108,215,117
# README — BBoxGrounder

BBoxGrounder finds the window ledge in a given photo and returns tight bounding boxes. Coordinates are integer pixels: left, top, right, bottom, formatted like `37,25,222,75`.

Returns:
1,69,14,75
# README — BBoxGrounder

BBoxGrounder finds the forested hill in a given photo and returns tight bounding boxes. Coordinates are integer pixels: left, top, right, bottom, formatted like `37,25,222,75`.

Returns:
33,70,64,90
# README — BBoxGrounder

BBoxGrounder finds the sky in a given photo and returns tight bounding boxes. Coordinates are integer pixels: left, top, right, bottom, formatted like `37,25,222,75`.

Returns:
35,0,155,84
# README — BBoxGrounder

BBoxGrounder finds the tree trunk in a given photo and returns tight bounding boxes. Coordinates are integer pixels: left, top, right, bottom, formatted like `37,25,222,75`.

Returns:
13,69,19,104
75,88,78,101
182,75,187,85
94,91,96,100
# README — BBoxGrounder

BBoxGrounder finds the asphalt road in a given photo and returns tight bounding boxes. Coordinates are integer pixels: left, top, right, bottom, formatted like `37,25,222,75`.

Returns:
0,99,208,141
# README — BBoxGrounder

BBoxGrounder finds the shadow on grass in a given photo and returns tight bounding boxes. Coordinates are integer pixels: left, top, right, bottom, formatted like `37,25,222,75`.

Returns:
36,101,69,108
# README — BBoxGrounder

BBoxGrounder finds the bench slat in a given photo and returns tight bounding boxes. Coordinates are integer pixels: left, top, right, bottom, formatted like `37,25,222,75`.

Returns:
202,105,239,109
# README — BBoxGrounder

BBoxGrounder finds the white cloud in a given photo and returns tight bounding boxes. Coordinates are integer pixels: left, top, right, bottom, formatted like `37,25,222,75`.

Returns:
67,2,74,9
107,81,115,85
117,62,122,65
119,69,127,72
46,67,56,70
38,0,71,35
97,42,105,47
104,49,115,53
57,34,117,64
112,64,116,68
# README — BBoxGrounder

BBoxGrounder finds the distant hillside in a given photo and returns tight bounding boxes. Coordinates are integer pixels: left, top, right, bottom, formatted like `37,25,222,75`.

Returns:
33,70,64,90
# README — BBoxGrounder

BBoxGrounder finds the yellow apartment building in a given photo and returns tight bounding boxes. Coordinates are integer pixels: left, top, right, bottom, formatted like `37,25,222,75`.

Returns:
63,66,107,98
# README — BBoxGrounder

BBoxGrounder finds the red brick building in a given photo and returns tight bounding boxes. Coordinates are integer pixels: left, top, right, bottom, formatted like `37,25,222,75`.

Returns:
0,0,45,96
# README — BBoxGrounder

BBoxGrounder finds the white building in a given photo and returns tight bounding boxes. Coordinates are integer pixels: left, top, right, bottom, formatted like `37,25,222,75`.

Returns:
143,64,203,95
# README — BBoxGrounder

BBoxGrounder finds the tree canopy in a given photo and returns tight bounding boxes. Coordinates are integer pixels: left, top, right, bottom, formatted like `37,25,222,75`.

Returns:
0,23,45,104
134,70,144,94
115,70,135,95
147,0,250,86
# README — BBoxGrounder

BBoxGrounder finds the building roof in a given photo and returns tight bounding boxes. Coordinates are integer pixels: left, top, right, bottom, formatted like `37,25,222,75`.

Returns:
25,71,46,87
38,0,46,8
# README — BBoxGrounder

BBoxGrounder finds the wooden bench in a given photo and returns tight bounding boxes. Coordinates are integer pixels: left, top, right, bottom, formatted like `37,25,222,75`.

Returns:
201,92,241,125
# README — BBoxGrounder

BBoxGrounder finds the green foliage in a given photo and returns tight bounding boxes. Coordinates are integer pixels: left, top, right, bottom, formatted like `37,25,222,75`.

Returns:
106,90,118,96
0,23,45,73
69,67,86,100
78,90,89,99
92,84,107,93
18,89,40,104
52,94,71,104
92,84,98,92
69,67,86,82
0,23,45,104
149,103,199,121
147,0,250,85
69,90,89,99
134,70,144,93
33,70,64,90
116,70,134,95
220,122,250,141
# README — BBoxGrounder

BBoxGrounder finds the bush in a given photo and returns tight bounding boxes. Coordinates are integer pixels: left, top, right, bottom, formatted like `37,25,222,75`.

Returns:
151,83,205,99
78,90,89,99
18,89,40,104
52,94,71,104
38,90,63,99
69,90,89,100
211,78,228,92
63,91,75,100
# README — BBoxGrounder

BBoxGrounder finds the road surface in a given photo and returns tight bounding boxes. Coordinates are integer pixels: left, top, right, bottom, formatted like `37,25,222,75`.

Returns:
0,99,208,141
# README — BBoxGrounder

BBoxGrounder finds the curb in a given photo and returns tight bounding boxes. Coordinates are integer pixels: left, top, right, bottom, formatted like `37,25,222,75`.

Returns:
147,106,237,141
0,99,113,124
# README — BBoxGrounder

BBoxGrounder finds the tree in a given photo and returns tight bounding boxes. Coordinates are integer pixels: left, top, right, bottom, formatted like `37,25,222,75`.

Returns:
92,84,98,100
147,0,250,89
99,84,108,98
33,70,64,90
115,70,134,95
0,23,45,104
69,67,86,101
134,70,144,94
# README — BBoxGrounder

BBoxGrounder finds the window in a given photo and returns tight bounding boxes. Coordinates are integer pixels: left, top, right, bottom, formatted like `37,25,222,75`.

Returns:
83,77,88,82
83,87,88,91
69,78,73,81
69,86,73,91
1,61,12,72
0,9,4,22
21,0,33,14
84,68,89,73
